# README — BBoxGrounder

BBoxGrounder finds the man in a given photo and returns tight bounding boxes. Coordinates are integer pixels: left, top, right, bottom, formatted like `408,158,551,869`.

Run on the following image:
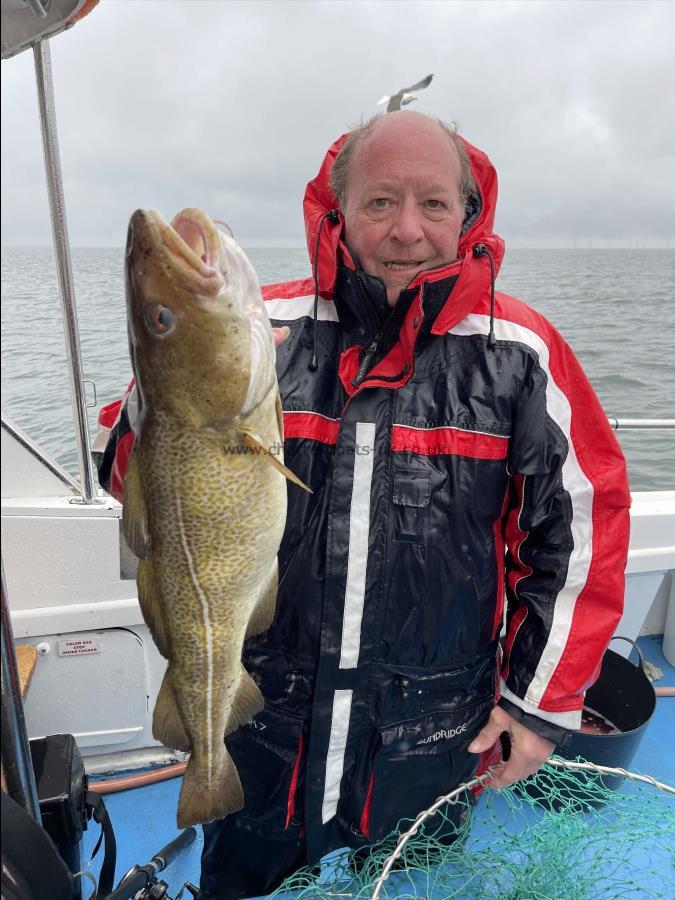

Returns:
97,111,630,899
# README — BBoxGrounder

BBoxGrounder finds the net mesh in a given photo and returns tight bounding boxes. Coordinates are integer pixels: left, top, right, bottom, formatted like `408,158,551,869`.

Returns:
270,758,675,899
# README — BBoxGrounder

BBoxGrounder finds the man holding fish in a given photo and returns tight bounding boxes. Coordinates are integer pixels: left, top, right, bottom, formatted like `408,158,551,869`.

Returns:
98,111,631,898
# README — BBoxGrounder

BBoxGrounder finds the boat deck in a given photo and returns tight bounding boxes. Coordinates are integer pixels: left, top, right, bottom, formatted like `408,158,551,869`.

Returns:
82,634,675,898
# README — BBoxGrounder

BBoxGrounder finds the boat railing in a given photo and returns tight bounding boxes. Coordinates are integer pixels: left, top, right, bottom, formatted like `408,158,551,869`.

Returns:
33,39,99,505
607,419,675,430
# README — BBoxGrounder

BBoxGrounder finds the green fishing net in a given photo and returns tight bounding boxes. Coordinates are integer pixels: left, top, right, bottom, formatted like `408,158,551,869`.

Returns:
270,758,675,899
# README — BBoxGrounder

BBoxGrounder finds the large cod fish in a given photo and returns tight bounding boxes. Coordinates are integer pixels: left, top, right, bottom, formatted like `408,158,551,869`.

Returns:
123,208,302,828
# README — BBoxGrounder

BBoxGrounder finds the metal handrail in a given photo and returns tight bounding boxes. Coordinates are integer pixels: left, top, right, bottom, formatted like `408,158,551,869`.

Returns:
33,40,99,504
608,418,675,430
26,0,48,19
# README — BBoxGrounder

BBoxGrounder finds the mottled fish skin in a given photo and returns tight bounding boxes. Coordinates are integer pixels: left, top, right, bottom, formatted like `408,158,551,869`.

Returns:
123,209,287,827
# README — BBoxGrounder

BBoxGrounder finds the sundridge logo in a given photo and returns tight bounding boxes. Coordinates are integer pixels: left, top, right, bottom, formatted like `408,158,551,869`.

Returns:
416,721,468,745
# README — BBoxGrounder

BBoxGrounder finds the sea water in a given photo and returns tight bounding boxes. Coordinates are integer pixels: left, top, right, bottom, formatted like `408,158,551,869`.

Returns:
1,246,673,491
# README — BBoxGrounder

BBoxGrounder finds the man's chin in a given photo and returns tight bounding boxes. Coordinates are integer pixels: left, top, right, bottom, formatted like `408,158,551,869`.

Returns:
382,271,423,305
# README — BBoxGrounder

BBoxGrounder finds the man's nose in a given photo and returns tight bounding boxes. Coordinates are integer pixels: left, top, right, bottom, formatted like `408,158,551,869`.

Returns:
389,200,424,244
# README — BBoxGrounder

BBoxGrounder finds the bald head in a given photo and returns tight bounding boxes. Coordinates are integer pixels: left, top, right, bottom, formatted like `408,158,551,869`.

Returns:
337,111,471,306
330,111,474,209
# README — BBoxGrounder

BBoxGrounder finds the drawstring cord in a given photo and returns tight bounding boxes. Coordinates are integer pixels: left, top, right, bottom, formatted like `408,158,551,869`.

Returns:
308,226,496,368
473,243,497,349
310,209,340,371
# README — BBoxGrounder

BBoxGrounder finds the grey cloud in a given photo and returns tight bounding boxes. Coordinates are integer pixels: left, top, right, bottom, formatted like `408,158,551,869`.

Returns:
2,0,674,247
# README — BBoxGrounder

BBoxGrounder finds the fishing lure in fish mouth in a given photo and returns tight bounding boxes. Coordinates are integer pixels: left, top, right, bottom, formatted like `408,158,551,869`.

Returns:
123,207,307,828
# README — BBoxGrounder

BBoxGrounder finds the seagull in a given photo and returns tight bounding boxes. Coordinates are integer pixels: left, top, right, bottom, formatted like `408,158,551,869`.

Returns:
377,74,434,112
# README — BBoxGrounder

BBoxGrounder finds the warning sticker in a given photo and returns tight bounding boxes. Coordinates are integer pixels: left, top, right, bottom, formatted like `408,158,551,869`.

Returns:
57,638,101,657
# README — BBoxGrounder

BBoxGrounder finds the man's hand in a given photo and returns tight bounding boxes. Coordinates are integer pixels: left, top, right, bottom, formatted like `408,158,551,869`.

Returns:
273,326,290,348
468,705,554,789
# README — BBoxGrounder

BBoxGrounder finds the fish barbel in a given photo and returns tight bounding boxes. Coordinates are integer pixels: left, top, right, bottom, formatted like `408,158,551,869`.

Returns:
122,208,302,827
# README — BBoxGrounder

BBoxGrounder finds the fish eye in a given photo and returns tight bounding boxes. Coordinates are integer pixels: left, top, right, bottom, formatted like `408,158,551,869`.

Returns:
145,303,176,336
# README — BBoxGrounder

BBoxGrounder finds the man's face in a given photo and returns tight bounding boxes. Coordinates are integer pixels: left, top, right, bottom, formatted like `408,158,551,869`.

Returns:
343,113,465,307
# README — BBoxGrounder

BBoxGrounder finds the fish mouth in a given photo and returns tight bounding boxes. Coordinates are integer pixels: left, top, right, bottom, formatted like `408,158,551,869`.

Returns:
136,209,226,292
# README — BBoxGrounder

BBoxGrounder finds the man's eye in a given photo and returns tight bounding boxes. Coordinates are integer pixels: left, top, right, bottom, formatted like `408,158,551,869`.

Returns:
425,199,445,210
370,198,391,210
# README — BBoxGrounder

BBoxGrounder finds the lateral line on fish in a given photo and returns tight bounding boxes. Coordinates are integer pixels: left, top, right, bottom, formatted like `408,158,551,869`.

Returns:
175,487,214,785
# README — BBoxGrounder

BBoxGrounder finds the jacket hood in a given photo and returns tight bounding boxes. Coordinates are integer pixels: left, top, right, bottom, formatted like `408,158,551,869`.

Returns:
303,126,505,333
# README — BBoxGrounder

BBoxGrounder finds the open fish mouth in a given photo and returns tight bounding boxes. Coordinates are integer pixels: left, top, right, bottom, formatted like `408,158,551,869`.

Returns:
143,209,225,288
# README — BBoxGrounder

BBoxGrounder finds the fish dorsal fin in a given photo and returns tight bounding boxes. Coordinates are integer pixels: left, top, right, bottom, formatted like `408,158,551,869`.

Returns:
122,451,150,558
236,428,312,493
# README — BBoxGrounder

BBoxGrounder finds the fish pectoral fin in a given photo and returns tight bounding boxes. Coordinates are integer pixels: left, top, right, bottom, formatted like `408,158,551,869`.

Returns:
224,665,265,737
177,749,244,828
122,451,150,558
245,559,278,638
153,669,190,752
236,428,312,493
138,560,170,658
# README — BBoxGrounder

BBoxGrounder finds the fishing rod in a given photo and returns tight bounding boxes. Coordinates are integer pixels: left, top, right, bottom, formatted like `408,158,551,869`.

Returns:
103,828,199,900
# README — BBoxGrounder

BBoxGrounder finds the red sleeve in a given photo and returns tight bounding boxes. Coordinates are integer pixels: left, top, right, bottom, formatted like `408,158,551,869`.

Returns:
498,306,631,732
95,380,136,503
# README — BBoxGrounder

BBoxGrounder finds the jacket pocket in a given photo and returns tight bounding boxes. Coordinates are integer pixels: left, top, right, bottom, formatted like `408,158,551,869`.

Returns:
358,650,497,841
391,467,430,544
363,699,493,842
226,702,305,831
384,467,431,660
376,646,498,723
379,697,493,759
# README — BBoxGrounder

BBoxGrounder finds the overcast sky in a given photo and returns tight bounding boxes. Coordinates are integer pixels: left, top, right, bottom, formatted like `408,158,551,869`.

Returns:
1,0,674,248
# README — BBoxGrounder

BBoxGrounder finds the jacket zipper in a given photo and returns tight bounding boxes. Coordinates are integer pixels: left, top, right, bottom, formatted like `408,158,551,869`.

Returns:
351,271,387,388
351,330,383,388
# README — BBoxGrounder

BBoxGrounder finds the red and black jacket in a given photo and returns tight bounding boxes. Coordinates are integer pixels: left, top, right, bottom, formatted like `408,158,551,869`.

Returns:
97,132,630,861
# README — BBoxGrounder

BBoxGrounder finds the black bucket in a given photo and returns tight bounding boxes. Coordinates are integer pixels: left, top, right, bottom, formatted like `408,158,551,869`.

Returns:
562,636,656,781
528,636,656,808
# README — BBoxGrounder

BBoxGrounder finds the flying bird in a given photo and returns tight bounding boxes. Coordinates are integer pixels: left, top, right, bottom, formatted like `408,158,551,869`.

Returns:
377,74,434,112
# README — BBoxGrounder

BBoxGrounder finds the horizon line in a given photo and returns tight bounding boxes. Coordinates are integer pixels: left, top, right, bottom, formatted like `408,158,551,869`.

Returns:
2,243,673,251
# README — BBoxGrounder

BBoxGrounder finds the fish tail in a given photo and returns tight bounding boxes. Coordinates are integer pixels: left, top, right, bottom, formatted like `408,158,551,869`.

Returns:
177,749,244,828
153,669,190,752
